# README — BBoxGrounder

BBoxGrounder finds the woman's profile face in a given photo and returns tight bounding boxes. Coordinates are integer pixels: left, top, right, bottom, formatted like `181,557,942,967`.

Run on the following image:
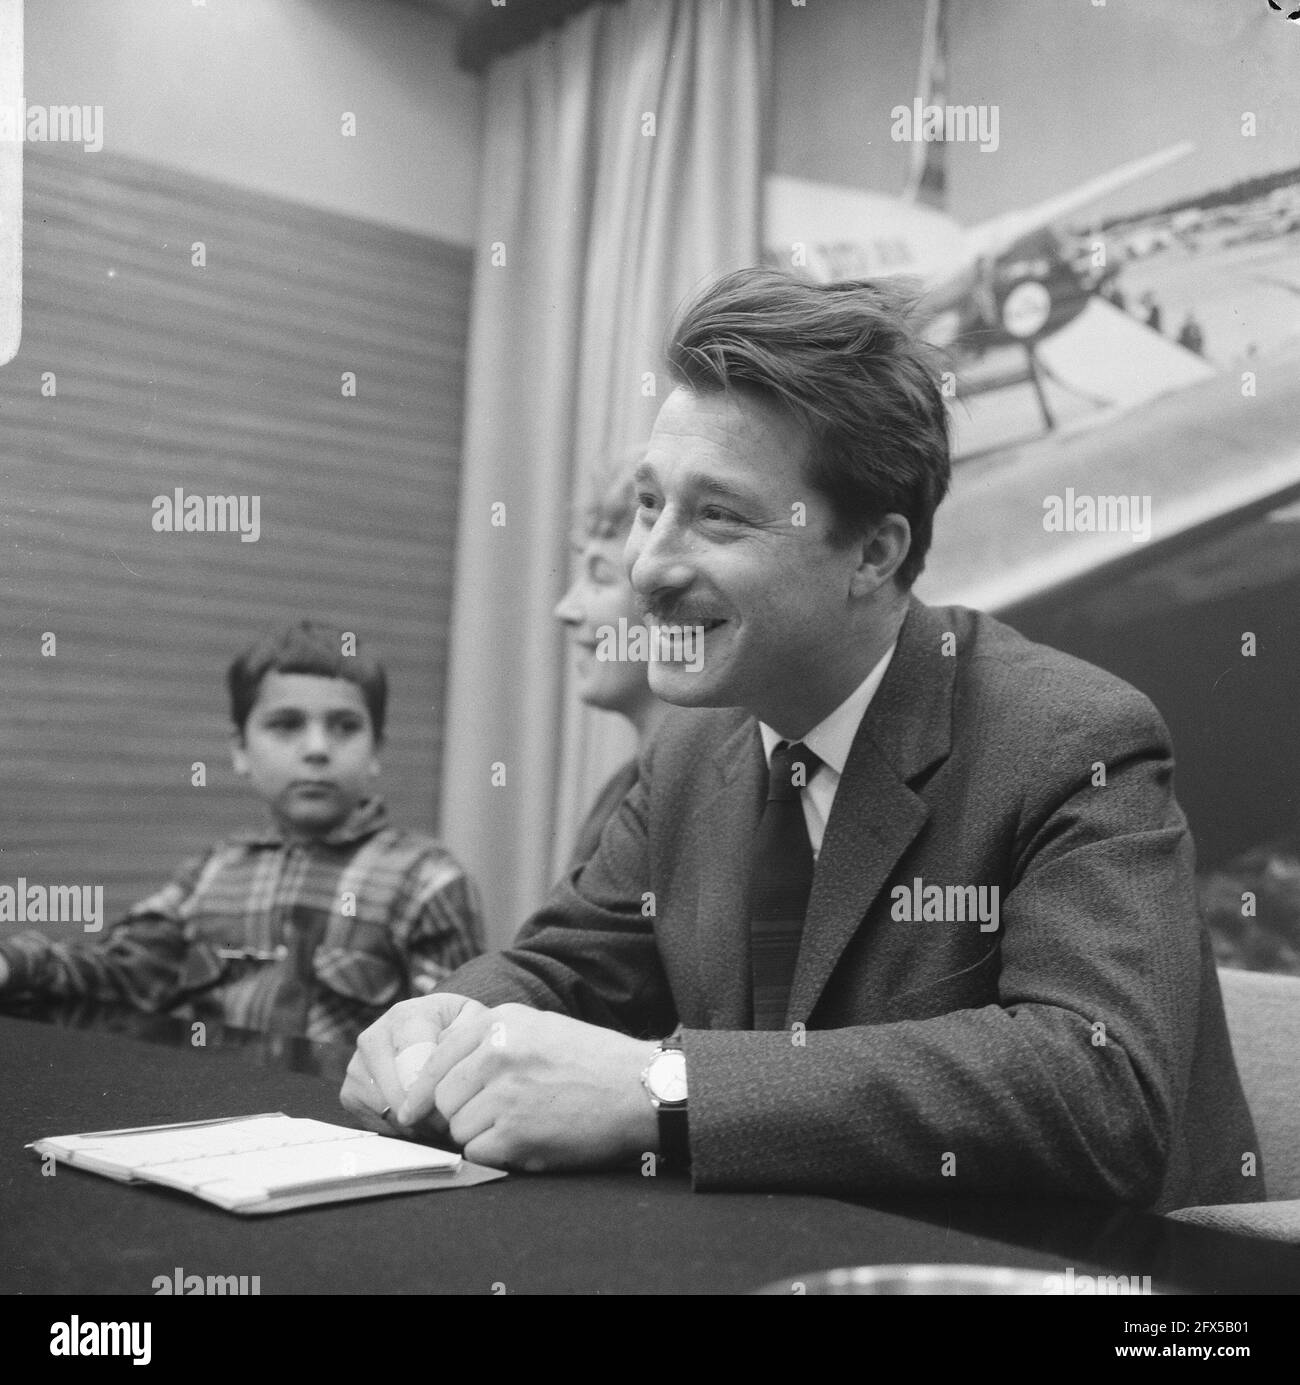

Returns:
554,529,652,718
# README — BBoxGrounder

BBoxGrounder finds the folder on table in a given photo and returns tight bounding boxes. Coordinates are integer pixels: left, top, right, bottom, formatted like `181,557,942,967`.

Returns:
28,1111,505,1214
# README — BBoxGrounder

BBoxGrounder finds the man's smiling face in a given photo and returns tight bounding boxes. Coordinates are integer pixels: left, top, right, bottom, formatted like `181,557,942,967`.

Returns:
626,386,872,738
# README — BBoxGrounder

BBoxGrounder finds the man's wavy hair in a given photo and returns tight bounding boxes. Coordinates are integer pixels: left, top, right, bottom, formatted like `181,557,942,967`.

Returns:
665,268,951,588
227,620,388,742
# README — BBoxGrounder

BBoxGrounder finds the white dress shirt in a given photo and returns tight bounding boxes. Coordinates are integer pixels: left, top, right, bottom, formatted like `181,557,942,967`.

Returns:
758,643,897,859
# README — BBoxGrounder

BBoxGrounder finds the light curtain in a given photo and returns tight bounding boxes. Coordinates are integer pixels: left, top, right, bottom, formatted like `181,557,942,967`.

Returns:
439,0,771,948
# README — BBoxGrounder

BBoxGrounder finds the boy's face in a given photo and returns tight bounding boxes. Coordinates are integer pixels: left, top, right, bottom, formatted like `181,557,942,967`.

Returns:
231,673,380,839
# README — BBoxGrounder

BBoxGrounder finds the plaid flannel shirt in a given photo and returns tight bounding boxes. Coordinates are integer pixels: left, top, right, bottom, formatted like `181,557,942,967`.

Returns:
0,798,483,1045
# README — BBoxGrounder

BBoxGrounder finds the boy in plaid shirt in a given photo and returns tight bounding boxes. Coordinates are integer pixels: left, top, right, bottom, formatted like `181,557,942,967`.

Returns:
0,621,483,1044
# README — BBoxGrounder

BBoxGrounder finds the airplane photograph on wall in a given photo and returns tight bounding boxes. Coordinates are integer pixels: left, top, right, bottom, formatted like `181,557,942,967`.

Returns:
764,0,1300,460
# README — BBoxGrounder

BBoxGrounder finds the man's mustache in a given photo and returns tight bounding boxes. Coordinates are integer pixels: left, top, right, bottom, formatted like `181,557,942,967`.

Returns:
639,601,720,625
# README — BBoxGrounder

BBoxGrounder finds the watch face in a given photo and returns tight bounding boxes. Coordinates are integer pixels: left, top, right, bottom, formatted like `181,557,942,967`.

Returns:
649,1049,688,1104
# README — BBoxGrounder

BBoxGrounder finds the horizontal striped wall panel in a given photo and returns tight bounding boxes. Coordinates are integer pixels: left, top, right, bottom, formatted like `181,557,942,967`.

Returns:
0,148,472,936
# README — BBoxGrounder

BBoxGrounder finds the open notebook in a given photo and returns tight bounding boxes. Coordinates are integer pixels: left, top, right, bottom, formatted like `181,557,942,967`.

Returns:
28,1112,505,1214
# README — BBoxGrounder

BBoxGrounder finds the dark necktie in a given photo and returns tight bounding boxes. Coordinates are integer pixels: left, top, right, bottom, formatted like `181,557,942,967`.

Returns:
749,741,821,1030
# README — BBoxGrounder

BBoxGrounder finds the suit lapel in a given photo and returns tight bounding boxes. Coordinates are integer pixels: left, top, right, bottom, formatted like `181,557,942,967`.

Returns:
787,598,956,1023
691,717,765,1029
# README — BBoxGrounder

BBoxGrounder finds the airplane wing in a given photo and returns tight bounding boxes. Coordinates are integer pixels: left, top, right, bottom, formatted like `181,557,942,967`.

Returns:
764,141,1197,339
964,141,1196,263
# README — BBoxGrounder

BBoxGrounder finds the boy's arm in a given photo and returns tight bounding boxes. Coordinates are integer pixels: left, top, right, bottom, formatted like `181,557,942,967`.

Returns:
393,848,486,998
0,853,209,1009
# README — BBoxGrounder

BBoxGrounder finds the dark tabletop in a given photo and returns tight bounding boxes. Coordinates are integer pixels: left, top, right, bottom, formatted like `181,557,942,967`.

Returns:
3,1008,1298,1296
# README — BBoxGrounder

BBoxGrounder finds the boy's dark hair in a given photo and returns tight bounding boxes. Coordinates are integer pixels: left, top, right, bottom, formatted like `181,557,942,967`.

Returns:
227,621,388,741
666,267,951,588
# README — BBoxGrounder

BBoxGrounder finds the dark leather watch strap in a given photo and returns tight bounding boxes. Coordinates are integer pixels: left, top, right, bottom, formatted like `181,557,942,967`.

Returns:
657,1035,690,1170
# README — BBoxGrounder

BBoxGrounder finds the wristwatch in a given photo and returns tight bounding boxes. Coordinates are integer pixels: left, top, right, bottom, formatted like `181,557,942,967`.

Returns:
641,1035,690,1169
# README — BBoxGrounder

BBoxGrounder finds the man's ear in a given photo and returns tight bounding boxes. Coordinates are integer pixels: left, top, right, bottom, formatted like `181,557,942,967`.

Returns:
849,513,912,598
230,730,250,778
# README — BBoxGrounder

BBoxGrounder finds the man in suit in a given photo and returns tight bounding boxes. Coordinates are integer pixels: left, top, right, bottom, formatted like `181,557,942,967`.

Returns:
341,269,1259,1211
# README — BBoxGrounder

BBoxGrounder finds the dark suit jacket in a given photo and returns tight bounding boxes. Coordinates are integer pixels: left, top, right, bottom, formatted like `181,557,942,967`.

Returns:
447,599,1261,1211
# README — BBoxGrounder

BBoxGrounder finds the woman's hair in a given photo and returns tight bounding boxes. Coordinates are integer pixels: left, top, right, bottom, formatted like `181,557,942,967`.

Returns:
579,447,646,541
